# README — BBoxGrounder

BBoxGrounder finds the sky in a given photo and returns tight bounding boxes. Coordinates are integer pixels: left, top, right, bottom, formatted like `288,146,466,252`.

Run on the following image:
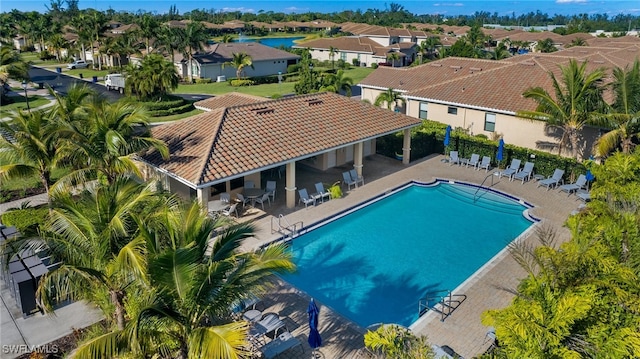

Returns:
2,0,640,17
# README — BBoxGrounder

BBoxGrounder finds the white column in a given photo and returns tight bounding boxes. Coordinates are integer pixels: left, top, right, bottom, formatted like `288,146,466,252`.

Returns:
354,142,364,177
196,187,209,211
402,128,411,165
285,162,297,209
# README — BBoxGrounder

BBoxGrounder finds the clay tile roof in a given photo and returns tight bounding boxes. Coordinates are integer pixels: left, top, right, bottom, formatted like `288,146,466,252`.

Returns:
294,37,379,53
194,92,267,111
143,93,421,187
359,57,510,92
192,43,300,64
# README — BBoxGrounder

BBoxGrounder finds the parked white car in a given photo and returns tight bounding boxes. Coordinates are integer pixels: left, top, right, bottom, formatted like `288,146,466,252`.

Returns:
67,60,88,69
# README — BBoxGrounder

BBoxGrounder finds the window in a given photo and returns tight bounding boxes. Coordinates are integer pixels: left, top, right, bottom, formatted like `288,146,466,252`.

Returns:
485,113,496,132
419,102,428,119
447,107,458,115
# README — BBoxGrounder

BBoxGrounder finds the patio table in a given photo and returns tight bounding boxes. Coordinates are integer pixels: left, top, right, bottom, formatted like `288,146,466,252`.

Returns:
208,200,229,213
243,188,265,206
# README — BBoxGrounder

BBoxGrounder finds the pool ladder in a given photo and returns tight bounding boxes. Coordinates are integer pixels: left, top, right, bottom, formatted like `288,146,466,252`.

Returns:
418,290,467,322
474,172,497,202
271,214,304,242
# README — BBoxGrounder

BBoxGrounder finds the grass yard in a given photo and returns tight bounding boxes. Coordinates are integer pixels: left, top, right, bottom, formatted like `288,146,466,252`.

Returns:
151,108,205,123
0,95,50,115
65,68,110,80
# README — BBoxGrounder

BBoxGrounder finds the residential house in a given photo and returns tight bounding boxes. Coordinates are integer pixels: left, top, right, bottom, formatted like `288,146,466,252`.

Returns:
138,92,421,208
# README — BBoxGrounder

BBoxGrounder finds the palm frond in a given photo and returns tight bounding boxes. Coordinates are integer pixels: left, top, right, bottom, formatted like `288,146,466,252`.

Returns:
69,330,129,359
188,322,251,359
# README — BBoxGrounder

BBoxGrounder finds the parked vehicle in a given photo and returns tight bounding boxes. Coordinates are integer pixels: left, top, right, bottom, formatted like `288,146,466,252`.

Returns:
104,73,126,93
67,60,88,69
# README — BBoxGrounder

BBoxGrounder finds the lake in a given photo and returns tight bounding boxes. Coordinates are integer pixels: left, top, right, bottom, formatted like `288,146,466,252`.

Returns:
234,36,304,48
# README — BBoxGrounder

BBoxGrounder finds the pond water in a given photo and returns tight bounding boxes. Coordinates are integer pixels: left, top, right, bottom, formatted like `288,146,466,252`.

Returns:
234,36,304,48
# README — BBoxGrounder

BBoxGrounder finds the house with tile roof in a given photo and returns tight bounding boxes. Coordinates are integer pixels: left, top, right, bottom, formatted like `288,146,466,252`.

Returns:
171,42,300,81
359,43,640,159
138,92,421,208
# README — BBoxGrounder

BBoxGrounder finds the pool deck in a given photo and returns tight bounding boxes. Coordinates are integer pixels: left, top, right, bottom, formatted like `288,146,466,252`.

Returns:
237,154,580,358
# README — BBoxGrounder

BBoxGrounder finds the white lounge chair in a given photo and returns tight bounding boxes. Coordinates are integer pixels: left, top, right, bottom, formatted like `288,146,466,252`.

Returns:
342,171,357,190
538,169,565,190
512,161,535,183
465,153,480,168
220,192,231,203
249,313,286,341
259,331,303,359
221,203,238,217
499,159,522,180
576,190,591,202
314,182,331,203
559,174,587,195
254,193,271,210
449,151,461,166
298,188,316,207
236,193,250,208
350,169,364,186
265,180,277,201
478,156,491,172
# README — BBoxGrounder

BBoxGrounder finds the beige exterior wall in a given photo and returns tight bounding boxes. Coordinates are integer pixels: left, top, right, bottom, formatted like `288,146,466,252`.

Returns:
299,140,377,171
168,177,193,201
198,59,292,80
308,49,378,68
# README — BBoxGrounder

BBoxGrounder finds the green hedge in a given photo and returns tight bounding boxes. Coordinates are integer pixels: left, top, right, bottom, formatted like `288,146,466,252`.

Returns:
376,119,587,182
141,95,186,111
229,79,255,87
148,102,194,117
1,208,49,237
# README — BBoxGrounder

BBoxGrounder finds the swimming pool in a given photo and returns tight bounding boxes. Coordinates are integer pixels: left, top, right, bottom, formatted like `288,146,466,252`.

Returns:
281,180,535,328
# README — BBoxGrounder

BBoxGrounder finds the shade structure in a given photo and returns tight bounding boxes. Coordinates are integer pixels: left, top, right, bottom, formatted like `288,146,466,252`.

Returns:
307,298,322,350
444,125,451,146
497,138,505,161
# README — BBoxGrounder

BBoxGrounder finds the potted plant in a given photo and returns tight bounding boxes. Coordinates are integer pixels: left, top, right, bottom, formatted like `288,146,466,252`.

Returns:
328,181,342,199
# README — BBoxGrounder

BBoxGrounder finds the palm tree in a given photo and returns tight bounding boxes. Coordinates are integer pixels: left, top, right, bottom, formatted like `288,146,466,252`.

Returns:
491,42,510,60
136,13,158,54
37,177,163,330
0,46,29,91
374,87,405,111
221,33,234,43
0,110,59,208
47,33,67,61
55,95,168,188
71,202,295,358
386,52,400,67
328,46,337,70
125,54,180,100
156,25,186,64
320,69,353,96
536,38,557,53
183,21,208,82
569,37,587,47
516,59,606,160
592,60,640,156
223,52,254,79
423,36,441,59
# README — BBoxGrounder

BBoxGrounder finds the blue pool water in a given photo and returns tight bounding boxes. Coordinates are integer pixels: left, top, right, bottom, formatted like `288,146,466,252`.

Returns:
281,182,534,328
234,36,304,48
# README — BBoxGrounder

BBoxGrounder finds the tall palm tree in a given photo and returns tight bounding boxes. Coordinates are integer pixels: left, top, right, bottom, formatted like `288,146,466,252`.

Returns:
320,69,353,96
125,54,179,100
593,60,640,156
156,25,186,64
71,202,296,358
0,46,29,90
374,87,405,110
37,177,163,330
386,52,400,67
47,33,67,61
183,21,208,82
136,13,158,54
422,36,441,59
55,96,168,189
223,52,254,79
517,59,606,160
0,110,59,208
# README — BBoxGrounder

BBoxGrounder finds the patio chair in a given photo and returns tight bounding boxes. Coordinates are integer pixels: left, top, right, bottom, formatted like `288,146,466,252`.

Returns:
314,182,331,203
499,159,521,180
244,180,255,189
576,190,591,202
478,156,491,172
349,169,365,186
465,153,480,168
298,188,316,208
342,171,357,191
220,192,231,203
221,203,238,218
512,161,535,183
254,193,271,210
449,151,461,166
265,180,277,201
236,193,250,208
559,174,587,195
249,313,286,341
538,169,565,190
259,331,303,359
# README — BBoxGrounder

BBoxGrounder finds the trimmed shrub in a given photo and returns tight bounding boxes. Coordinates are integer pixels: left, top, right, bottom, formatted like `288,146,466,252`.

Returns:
229,79,255,87
1,207,49,237
141,95,186,111
148,102,194,117
287,64,301,73
371,63,378,69
195,78,213,84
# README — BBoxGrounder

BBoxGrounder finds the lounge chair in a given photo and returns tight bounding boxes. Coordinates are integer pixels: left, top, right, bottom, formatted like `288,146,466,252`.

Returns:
349,169,364,186
298,188,316,207
314,182,331,203
449,151,461,166
221,203,238,217
499,159,522,180
259,331,303,359
512,161,534,183
254,193,271,210
478,156,491,172
558,174,587,195
538,169,565,190
249,313,286,341
342,171,357,191
265,180,277,201
465,153,480,168
576,190,591,202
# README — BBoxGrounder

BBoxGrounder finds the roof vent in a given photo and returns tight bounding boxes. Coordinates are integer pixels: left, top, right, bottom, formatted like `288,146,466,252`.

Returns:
579,50,587,53
449,65,462,69
592,60,605,64
521,61,536,66
469,67,482,71
252,107,274,115
430,63,442,67
306,98,323,106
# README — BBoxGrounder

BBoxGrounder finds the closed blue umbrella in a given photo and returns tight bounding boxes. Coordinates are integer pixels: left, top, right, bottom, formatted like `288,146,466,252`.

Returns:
497,138,505,161
444,125,451,147
307,298,322,351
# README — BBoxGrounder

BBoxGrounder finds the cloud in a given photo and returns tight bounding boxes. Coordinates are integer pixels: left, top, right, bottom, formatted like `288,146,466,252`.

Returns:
555,0,587,3
285,6,309,12
221,7,256,13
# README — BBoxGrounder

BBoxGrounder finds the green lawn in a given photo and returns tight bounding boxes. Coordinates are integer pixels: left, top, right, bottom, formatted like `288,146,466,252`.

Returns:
0,95,50,115
65,68,110,80
175,67,374,97
151,108,205,123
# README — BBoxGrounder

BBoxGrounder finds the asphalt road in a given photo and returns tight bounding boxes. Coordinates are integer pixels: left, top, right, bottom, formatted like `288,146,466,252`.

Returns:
28,66,124,102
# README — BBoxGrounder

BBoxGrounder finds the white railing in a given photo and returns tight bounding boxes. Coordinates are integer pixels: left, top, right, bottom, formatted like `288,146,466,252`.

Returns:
271,214,304,241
